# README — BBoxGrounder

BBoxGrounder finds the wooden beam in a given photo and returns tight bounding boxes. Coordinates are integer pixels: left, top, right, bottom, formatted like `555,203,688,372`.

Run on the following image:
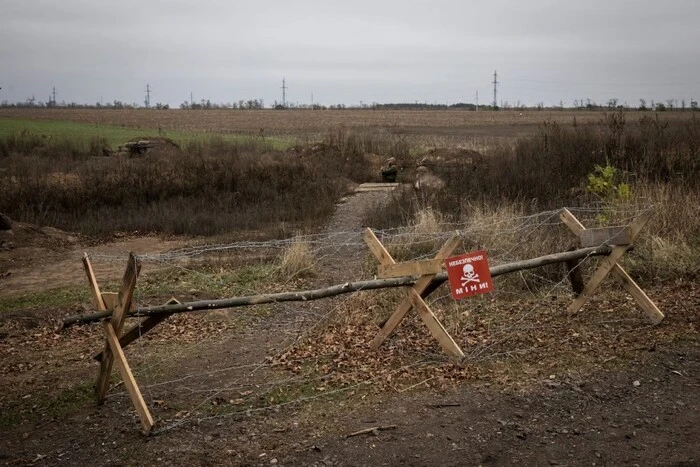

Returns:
612,264,664,324
377,259,443,279
82,253,106,311
363,228,396,266
559,208,585,236
103,321,154,435
407,288,464,358
580,226,632,247
96,253,140,405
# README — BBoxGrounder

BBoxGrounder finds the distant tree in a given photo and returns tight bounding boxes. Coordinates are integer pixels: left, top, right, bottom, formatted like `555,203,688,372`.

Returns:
639,99,647,110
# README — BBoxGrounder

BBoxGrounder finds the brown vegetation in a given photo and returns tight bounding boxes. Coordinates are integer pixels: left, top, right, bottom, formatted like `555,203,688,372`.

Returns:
0,136,372,236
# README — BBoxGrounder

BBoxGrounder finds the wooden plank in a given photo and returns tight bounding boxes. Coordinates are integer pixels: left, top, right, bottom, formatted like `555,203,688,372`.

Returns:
82,253,106,311
363,228,396,266
407,288,464,358
103,321,154,435
580,226,632,247
559,208,585,237
94,298,180,362
369,234,461,350
377,259,443,279
96,253,140,405
101,292,137,312
612,264,664,324
568,213,650,314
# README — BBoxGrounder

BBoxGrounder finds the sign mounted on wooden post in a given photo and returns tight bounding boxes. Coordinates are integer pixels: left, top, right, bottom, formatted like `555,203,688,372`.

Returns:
445,250,493,300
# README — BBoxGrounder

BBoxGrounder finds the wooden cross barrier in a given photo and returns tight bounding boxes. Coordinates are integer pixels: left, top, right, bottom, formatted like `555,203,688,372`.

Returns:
363,228,465,358
71,237,631,433
559,209,664,324
82,253,181,435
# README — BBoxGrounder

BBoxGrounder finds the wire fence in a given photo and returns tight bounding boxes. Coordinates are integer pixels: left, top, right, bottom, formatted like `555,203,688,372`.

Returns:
86,205,654,433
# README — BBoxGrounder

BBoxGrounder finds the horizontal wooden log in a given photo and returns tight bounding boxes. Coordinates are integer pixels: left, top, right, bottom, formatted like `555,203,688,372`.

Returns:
61,245,612,327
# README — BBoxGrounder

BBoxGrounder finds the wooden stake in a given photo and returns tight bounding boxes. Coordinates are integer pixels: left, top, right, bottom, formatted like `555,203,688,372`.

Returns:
103,321,154,434
611,264,664,324
407,288,464,358
95,253,140,405
82,253,106,311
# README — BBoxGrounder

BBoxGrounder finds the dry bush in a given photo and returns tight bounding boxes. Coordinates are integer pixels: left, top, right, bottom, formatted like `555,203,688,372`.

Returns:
277,237,316,279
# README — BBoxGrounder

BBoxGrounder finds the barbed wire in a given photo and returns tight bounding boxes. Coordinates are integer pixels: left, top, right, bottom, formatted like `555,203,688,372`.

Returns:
84,206,652,265
85,204,655,435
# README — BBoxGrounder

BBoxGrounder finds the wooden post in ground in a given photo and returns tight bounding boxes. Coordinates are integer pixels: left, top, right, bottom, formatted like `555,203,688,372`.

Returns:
364,228,464,358
559,209,664,324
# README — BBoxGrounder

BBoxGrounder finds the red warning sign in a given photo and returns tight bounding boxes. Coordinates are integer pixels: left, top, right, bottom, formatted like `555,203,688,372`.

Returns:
445,250,494,300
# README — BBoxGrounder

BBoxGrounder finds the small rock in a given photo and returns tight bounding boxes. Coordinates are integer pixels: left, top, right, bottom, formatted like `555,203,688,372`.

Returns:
632,380,641,387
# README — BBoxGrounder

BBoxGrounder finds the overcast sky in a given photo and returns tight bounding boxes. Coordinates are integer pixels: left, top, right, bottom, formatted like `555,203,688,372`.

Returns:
1,0,699,107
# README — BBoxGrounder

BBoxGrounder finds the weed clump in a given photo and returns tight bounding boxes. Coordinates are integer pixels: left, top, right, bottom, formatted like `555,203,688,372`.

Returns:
278,237,316,279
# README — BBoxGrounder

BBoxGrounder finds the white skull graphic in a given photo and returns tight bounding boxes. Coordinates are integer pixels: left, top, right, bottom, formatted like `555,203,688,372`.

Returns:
461,263,479,285
463,264,475,279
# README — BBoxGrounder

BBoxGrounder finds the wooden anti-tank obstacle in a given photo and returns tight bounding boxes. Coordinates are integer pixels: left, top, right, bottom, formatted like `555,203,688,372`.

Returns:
76,210,663,433
559,209,664,324
83,253,181,435
363,228,465,357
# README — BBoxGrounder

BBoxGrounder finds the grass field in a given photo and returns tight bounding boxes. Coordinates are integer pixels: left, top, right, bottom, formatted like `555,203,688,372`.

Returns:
0,116,294,149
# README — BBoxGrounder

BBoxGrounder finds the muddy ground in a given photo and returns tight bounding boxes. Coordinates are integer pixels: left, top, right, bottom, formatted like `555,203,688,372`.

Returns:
1,191,698,466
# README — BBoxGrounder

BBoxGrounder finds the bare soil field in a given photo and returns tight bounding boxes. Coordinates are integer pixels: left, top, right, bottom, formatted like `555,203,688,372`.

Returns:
2,108,694,141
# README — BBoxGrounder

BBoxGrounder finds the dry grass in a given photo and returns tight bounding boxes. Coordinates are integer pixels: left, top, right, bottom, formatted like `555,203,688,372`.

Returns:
277,237,316,279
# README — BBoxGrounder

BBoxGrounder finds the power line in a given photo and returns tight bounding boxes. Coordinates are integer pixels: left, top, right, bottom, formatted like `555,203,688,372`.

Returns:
145,83,151,108
281,78,287,107
492,70,499,108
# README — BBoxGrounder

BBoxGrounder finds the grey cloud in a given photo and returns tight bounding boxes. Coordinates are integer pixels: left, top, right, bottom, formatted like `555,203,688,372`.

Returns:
1,0,699,106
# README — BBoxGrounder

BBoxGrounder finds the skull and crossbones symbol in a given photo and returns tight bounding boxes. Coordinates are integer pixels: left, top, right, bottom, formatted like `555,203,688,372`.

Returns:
461,263,480,287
